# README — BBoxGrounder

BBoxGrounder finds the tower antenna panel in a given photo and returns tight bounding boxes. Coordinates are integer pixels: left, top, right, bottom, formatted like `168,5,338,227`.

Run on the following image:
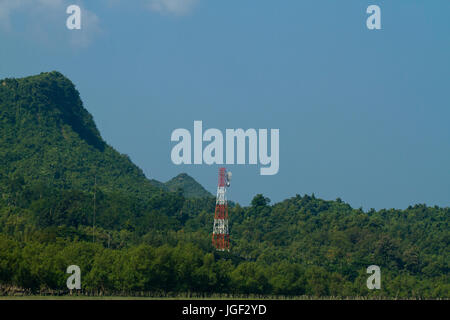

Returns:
212,168,231,251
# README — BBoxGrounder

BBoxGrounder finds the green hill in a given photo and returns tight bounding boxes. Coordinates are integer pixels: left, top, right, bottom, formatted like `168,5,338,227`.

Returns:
0,71,207,199
165,173,213,198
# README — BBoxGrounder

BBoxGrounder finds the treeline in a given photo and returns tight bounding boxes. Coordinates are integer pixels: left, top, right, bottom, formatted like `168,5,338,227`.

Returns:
0,235,446,298
0,176,448,298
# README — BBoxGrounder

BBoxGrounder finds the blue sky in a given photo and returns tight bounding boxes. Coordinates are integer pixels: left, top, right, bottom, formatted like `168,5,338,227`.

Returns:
1,0,449,209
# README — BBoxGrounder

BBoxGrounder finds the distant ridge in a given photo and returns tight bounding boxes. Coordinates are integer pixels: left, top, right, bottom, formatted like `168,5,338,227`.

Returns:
164,173,213,198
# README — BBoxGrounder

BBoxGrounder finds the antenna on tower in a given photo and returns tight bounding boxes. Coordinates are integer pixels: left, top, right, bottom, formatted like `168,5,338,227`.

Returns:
226,171,232,187
212,168,231,251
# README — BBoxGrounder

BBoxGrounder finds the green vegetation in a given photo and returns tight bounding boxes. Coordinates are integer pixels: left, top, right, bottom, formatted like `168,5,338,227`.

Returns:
0,72,448,298
0,71,208,198
164,173,212,199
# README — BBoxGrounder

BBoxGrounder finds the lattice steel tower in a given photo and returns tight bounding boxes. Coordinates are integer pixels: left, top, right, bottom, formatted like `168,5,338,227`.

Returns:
212,167,232,251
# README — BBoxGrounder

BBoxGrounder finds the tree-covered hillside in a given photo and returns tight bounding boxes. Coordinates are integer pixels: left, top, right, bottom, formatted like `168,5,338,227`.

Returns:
0,72,206,199
165,173,213,199
0,185,448,298
0,72,448,298
0,72,160,197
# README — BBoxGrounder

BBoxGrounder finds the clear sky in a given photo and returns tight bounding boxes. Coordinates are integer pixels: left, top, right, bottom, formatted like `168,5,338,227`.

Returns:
1,0,449,209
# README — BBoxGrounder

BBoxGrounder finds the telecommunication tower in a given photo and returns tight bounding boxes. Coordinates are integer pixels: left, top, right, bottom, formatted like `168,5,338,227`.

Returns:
212,168,232,251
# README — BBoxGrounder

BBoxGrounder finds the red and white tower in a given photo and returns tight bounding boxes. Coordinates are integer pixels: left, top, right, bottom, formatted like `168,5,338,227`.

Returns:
212,168,232,251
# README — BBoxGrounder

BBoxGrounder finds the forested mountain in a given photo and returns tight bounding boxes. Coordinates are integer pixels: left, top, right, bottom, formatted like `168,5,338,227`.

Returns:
0,72,153,196
0,72,448,298
0,72,205,199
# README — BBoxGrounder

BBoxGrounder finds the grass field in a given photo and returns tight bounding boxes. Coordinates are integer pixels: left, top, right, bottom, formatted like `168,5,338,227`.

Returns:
0,295,432,300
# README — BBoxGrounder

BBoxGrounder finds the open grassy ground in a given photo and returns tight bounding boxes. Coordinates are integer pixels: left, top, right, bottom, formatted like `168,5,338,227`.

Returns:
0,295,435,300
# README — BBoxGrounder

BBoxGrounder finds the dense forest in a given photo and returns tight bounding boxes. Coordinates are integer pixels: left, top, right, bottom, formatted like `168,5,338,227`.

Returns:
0,72,448,298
